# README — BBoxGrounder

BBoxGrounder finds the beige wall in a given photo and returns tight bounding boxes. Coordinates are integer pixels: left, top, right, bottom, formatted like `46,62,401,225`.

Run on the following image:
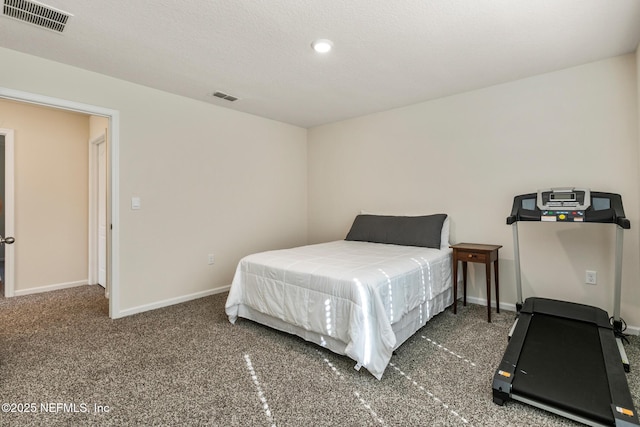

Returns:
0,99,89,291
0,47,308,314
308,54,640,329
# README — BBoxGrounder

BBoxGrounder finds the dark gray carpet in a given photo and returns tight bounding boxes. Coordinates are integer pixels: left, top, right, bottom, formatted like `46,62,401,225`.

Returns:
0,285,638,426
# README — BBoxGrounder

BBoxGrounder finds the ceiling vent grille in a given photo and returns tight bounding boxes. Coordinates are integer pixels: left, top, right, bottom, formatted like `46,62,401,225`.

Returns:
212,91,238,102
2,0,72,33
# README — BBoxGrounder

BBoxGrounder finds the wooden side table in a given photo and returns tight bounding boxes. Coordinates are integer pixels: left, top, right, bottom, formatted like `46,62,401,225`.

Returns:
450,243,502,322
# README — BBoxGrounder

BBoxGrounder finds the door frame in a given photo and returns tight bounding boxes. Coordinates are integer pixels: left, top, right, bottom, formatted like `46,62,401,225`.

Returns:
0,128,15,297
88,132,107,294
0,87,121,319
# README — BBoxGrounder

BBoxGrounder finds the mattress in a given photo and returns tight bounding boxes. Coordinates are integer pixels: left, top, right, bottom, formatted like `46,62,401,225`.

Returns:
225,240,453,379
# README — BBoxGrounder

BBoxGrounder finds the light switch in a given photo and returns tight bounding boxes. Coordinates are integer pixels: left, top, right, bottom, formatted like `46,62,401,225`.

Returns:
131,196,141,210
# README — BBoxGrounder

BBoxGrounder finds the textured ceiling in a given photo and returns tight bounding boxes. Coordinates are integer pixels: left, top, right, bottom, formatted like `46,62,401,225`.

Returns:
1,0,640,128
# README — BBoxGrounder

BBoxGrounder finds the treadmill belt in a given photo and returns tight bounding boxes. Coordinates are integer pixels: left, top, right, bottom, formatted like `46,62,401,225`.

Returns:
513,312,613,424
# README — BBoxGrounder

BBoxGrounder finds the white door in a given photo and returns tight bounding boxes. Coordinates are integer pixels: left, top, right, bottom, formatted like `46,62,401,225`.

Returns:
97,139,107,287
89,133,108,293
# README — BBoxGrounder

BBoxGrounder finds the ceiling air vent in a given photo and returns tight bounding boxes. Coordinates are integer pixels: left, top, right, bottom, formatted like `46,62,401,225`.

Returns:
212,91,239,102
2,0,72,33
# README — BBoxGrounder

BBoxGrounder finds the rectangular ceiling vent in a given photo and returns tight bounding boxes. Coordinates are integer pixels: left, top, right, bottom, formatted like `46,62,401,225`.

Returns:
2,0,72,33
212,91,239,102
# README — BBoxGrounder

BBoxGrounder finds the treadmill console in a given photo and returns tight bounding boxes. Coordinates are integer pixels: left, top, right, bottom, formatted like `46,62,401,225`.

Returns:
537,188,590,222
507,187,630,229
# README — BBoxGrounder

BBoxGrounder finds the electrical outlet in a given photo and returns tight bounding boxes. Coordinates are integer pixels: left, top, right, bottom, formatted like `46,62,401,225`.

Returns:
208,254,215,265
585,270,597,285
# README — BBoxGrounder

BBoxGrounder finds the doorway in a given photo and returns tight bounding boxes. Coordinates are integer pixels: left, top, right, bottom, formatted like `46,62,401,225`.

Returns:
0,105,95,299
1,134,4,291
0,87,120,318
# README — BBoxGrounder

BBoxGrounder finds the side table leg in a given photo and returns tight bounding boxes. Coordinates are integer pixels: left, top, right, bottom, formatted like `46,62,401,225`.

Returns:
452,257,458,314
494,258,500,314
486,261,491,322
462,261,468,306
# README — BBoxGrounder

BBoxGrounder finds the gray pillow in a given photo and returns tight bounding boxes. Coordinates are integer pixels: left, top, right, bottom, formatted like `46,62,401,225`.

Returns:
345,214,447,249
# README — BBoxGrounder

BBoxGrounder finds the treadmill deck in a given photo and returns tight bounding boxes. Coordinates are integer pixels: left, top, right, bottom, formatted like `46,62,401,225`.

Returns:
493,297,639,426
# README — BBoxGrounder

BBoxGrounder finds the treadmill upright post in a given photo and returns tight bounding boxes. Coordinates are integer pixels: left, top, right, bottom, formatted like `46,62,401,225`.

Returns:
613,224,631,372
512,222,523,311
613,225,624,328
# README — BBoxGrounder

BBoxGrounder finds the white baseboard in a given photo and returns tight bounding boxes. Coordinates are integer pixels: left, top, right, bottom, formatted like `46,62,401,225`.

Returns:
116,285,231,318
464,296,640,336
14,280,88,296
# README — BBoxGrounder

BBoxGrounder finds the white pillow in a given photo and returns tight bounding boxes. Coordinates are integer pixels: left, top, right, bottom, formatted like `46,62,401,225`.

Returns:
440,216,450,250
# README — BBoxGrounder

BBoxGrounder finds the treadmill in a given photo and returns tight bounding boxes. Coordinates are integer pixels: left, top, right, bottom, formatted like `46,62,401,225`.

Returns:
492,188,639,427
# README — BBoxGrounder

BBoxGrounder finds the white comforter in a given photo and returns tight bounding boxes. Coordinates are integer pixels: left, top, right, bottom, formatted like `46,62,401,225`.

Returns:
225,240,452,379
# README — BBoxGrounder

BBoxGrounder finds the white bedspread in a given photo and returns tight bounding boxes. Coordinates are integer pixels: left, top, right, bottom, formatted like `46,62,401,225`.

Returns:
225,240,452,379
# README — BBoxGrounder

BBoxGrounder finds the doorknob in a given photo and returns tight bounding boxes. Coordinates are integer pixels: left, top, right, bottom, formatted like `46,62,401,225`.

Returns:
0,235,15,245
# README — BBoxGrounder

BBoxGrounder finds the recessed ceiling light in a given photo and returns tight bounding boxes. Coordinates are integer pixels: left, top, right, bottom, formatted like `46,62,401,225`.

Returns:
311,39,333,53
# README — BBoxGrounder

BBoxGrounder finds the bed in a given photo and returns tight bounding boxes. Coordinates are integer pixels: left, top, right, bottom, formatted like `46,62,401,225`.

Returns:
225,213,453,379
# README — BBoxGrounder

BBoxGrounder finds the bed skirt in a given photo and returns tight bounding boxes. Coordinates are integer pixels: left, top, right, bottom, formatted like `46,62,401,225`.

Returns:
235,286,453,376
